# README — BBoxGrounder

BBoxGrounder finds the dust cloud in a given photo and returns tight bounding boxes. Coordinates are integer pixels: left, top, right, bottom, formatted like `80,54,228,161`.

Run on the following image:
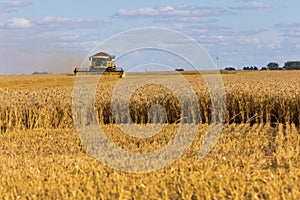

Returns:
0,48,85,75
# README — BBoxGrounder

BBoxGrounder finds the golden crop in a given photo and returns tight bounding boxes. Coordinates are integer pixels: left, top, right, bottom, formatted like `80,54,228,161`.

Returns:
0,71,299,199
1,71,300,132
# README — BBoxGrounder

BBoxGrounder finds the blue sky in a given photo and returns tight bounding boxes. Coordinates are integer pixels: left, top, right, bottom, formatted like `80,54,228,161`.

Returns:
0,0,299,74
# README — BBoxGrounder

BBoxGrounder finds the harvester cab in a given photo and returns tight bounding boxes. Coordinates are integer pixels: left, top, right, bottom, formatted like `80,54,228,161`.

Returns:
74,52,125,78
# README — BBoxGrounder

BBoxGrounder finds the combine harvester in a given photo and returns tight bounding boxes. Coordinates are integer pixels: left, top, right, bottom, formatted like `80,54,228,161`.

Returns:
74,52,125,78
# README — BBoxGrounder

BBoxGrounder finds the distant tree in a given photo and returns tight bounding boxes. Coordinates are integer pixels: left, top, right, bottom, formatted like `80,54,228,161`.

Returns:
267,62,279,70
243,66,258,70
261,67,267,70
224,67,236,70
283,61,300,70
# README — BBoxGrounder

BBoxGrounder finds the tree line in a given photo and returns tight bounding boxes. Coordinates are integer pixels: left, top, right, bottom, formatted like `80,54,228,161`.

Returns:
224,61,300,71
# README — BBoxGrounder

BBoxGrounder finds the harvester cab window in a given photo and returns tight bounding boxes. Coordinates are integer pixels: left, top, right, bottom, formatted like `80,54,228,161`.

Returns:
93,58,107,67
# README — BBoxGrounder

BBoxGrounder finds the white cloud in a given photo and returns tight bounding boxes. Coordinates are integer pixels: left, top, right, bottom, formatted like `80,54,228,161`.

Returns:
41,16,55,23
268,40,282,49
159,5,174,12
116,6,180,17
230,2,272,10
36,16,110,29
41,16,83,23
3,17,32,28
283,31,300,38
245,37,262,47
138,7,160,16
30,32,81,41
115,4,235,28
295,44,300,49
0,16,110,30
278,22,300,38
154,17,217,24
0,0,31,14
116,5,233,18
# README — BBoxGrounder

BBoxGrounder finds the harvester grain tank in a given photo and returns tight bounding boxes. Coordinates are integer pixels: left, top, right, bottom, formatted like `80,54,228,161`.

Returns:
73,52,125,77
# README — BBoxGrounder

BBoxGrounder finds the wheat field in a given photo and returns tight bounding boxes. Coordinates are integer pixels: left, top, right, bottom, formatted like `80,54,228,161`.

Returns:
0,71,299,199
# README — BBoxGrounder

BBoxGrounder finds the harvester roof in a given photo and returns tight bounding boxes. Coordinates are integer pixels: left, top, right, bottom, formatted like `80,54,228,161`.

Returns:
92,52,115,59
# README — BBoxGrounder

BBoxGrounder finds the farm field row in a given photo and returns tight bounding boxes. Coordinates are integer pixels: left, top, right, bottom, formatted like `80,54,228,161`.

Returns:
0,71,299,199
1,71,300,132
0,124,299,199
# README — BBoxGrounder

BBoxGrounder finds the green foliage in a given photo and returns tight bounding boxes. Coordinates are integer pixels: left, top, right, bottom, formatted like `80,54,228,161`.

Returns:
243,66,258,70
261,67,267,70
284,61,300,70
224,67,236,70
267,62,279,70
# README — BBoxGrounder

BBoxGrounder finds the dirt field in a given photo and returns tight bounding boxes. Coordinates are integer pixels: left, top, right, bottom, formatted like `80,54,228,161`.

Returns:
0,71,299,199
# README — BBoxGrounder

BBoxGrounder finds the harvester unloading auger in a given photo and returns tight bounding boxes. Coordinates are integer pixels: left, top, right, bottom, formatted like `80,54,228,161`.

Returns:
73,52,125,78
